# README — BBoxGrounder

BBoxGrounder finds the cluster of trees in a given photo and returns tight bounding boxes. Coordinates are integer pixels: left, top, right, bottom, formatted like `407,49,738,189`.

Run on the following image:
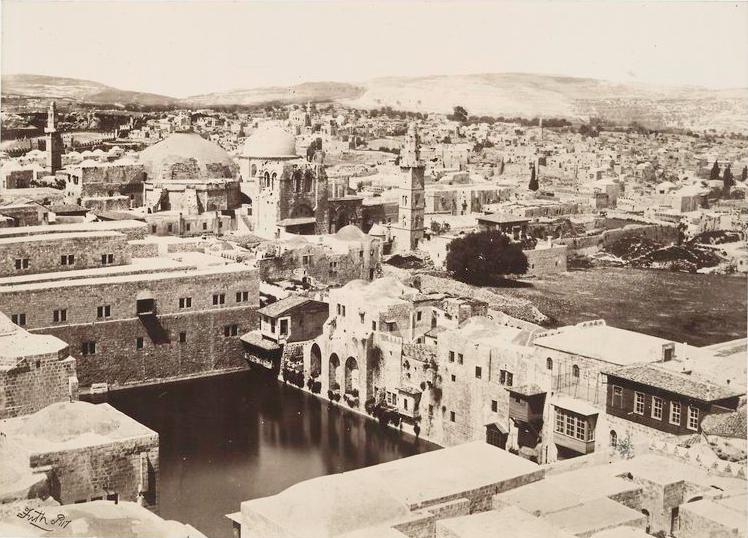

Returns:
445,230,528,285
367,107,428,120
709,159,747,198
447,105,572,128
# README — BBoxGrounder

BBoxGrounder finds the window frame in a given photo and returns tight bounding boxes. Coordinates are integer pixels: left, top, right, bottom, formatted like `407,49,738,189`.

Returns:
670,401,682,425
634,391,645,415
651,396,663,420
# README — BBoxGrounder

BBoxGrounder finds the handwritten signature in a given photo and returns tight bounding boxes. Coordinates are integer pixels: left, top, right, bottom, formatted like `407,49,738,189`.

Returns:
16,507,71,533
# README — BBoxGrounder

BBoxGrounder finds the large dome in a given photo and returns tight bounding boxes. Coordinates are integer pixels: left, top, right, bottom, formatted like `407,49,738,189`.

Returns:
243,126,297,159
139,132,235,181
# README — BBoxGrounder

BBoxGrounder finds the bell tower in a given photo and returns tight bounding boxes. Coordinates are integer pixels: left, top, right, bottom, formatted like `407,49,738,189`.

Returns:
45,101,63,173
392,122,425,252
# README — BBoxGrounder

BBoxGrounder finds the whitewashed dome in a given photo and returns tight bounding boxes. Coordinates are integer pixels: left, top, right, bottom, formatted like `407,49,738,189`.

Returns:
243,126,297,159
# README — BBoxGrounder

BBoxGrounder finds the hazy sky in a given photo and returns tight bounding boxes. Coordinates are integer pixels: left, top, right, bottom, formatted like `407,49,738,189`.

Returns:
2,1,748,97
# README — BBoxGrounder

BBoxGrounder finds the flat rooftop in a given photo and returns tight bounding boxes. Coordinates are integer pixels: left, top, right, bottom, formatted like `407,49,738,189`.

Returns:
0,402,157,454
533,323,674,365
436,506,576,538
0,259,254,294
239,442,541,537
496,465,639,516
0,230,123,246
680,496,747,532
0,256,182,287
0,500,206,538
541,497,645,536
0,219,147,239
359,441,541,508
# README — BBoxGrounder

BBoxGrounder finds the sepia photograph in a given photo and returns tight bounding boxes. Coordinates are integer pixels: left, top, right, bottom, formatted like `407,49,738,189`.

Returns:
0,1,747,536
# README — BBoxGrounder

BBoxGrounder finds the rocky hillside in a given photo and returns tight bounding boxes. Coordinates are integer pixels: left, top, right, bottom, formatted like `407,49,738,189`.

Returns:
4,72,746,131
1,74,178,107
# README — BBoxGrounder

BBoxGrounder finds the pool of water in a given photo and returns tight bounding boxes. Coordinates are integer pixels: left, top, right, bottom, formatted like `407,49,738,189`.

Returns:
108,371,438,538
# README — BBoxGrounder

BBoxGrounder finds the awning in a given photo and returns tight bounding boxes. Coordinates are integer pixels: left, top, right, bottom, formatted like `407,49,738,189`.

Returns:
240,330,280,352
551,396,599,417
485,422,508,434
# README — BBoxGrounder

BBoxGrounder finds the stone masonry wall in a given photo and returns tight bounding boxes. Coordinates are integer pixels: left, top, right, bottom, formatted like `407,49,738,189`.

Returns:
1,268,259,387
29,435,159,512
0,354,76,419
0,232,131,277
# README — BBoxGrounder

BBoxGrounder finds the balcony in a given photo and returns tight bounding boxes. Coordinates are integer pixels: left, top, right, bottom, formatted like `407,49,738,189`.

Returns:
507,385,546,424
240,330,281,371
553,431,596,455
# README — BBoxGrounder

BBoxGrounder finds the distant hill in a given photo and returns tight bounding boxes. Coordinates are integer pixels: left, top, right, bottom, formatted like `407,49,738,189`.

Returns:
343,73,748,132
185,81,364,107
3,72,746,132
1,74,178,107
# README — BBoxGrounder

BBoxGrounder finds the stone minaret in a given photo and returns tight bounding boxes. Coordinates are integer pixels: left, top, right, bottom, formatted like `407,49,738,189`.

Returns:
45,101,63,173
392,123,425,252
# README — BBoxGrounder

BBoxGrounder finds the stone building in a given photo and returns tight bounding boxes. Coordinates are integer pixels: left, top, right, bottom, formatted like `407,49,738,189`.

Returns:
139,131,242,236
239,125,364,238
0,220,259,388
62,163,147,211
255,225,382,287
0,312,78,419
228,442,543,538
0,401,159,511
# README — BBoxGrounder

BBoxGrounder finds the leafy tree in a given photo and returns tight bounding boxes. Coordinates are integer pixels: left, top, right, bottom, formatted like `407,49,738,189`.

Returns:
446,231,528,284
710,160,721,180
449,105,469,123
528,163,539,191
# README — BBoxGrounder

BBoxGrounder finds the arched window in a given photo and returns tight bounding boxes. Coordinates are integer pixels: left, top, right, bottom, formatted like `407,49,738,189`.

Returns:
304,170,313,193
546,357,553,370
271,172,277,190
572,365,580,378
610,430,618,447
263,172,270,188
293,171,302,193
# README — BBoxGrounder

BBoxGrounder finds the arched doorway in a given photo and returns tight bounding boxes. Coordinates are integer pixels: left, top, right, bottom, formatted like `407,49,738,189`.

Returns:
344,356,359,394
610,430,618,447
310,344,321,378
642,509,650,533
328,353,340,391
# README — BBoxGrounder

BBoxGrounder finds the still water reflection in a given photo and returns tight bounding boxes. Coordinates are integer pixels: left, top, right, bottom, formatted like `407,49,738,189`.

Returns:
109,370,439,538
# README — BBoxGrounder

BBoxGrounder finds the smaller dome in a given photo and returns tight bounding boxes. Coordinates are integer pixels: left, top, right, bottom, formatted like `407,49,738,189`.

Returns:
243,126,297,159
335,224,366,241
368,224,387,237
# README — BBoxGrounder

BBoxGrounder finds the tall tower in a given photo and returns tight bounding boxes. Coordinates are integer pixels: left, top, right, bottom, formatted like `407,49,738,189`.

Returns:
45,101,63,173
392,123,425,252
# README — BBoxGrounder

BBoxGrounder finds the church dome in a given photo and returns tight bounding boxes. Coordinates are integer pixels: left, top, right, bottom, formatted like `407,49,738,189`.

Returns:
139,132,235,181
243,126,297,159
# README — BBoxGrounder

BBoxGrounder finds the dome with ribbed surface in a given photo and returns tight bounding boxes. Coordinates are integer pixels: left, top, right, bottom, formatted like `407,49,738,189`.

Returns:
139,132,235,181
243,126,297,158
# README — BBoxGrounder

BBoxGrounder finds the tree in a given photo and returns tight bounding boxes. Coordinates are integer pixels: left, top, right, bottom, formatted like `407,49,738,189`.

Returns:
723,164,734,198
449,105,469,123
741,166,747,182
710,160,721,181
528,163,539,191
445,230,528,285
